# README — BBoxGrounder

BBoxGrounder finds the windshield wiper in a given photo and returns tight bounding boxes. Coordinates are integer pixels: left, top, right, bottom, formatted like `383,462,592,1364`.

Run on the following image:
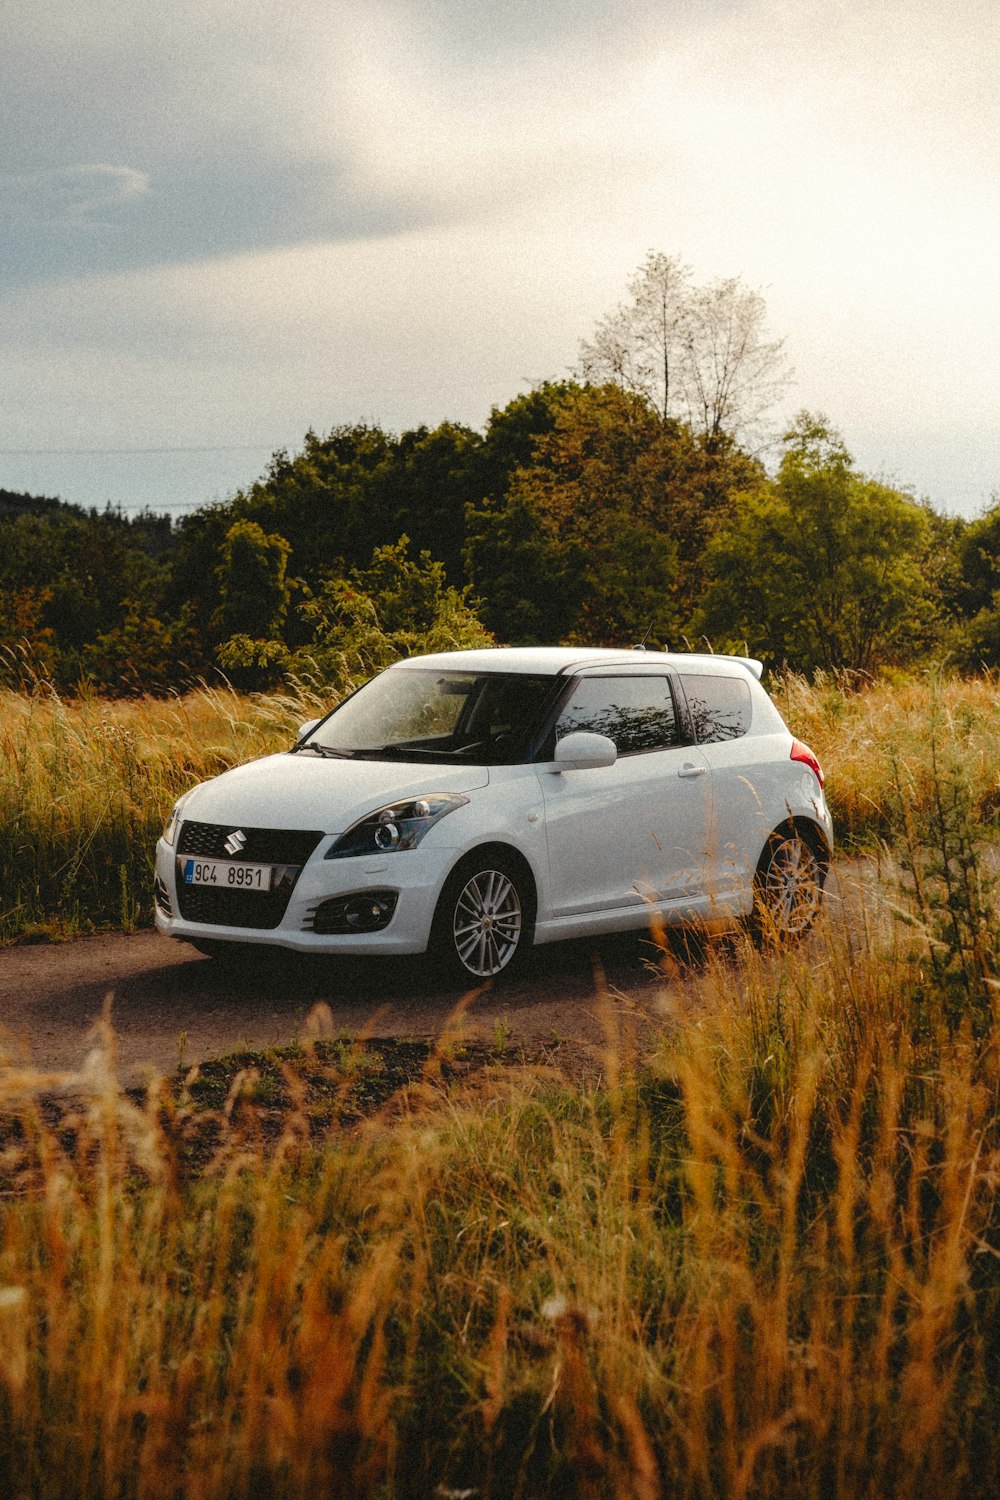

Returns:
295,743,354,759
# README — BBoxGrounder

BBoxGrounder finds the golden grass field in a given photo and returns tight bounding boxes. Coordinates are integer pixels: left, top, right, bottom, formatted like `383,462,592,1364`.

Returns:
0,679,329,941
0,669,998,1496
0,895,997,1498
1,666,998,943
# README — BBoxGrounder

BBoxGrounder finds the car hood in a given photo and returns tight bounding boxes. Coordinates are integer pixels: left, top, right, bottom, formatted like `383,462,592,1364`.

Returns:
179,754,491,836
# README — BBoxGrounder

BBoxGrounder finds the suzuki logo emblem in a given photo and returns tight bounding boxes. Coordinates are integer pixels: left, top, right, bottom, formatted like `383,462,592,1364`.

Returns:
224,830,247,856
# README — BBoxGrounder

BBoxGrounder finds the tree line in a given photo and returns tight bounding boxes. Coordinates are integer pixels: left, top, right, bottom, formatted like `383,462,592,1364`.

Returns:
2,254,999,696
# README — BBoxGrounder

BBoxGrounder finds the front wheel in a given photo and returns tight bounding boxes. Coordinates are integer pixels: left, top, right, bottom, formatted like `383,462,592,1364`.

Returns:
751,830,826,945
432,854,532,982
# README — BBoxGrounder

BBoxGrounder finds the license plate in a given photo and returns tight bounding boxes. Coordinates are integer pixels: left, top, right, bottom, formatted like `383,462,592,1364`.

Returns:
181,857,273,891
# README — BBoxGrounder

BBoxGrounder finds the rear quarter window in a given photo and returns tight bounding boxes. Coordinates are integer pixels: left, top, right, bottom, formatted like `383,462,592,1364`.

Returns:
681,673,753,742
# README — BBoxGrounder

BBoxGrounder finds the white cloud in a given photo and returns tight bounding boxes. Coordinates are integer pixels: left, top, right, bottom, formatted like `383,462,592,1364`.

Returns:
0,164,151,229
0,220,602,448
2,0,999,514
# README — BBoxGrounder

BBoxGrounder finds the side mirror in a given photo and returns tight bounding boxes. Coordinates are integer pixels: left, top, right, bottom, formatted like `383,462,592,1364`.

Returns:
549,730,617,773
296,718,320,742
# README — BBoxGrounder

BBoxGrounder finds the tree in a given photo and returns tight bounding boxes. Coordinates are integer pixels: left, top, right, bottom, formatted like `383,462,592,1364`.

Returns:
682,276,791,448
212,520,294,687
470,385,685,645
578,250,791,449
0,585,56,688
506,384,681,644
697,413,937,673
466,382,764,645
81,602,206,696
578,252,692,423
378,421,485,581
958,499,1000,613
957,499,1000,666
0,501,185,691
478,381,582,500
293,538,492,691
462,496,569,644
213,519,292,642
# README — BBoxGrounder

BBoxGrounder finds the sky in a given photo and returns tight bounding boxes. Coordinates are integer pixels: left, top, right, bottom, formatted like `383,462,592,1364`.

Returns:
2,0,999,520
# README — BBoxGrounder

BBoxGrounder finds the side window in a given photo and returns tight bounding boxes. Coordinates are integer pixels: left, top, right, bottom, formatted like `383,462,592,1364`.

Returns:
555,676,679,754
681,674,753,742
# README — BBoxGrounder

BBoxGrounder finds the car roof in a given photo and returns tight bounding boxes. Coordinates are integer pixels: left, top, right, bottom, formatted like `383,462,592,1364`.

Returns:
390,646,764,680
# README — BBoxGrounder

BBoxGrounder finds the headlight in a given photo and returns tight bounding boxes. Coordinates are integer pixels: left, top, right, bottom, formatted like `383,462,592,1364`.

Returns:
326,794,468,859
162,796,190,847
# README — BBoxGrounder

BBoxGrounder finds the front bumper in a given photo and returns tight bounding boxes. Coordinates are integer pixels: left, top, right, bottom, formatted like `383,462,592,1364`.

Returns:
153,832,452,955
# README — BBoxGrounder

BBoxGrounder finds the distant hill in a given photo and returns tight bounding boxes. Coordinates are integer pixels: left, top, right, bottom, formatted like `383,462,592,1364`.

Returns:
0,488,176,556
0,487,87,521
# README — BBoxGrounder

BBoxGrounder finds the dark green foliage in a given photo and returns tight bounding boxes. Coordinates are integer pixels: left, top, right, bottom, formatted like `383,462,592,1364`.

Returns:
477,381,581,496
376,420,487,581
1,395,585,691
211,522,289,645
2,393,997,694
466,383,761,646
698,413,939,672
213,518,293,685
0,486,84,520
291,536,492,691
81,602,209,696
958,500,1000,614
956,500,1000,666
0,501,206,694
463,491,588,643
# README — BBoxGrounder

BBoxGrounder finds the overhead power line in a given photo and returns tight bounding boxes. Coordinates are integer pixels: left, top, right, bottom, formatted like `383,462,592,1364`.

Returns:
0,444,280,456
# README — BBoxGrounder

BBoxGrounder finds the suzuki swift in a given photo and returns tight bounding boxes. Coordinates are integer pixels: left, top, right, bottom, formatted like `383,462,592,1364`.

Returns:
154,647,833,979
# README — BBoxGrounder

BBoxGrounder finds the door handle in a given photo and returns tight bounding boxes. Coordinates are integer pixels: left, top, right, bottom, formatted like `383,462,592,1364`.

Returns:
678,763,706,778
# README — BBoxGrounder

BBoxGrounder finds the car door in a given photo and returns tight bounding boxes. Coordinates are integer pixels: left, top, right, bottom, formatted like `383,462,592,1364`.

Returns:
676,669,772,906
538,671,712,922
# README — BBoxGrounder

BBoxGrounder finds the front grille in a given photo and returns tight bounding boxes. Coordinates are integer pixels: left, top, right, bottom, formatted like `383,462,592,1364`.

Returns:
177,821,323,865
176,882,293,930
174,820,324,929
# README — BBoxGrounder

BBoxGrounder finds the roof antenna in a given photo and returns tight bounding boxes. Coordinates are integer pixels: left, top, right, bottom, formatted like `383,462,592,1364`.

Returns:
633,621,654,652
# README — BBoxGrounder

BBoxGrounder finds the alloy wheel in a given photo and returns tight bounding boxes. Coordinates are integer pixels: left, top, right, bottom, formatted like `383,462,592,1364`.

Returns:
451,867,523,978
759,835,823,940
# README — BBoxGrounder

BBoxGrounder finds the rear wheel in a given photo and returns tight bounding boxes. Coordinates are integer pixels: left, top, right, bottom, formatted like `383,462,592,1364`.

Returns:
751,830,825,944
433,854,532,982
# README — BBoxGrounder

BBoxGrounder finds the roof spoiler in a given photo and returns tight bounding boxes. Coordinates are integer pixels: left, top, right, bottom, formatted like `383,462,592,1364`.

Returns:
738,656,764,680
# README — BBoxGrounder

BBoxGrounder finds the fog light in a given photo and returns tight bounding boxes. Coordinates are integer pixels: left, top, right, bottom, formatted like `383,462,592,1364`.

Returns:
309,890,398,936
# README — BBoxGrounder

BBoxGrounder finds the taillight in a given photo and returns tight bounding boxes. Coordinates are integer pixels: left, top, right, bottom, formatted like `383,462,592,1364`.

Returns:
790,738,824,788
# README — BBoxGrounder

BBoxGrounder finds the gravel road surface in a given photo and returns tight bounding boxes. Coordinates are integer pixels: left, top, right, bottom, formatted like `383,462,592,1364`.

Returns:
0,864,865,1085
0,926,680,1085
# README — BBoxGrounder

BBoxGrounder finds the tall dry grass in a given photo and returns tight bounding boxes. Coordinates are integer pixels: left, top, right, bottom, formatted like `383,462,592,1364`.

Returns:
0,863,997,1498
2,667,998,942
772,669,1000,846
0,679,332,940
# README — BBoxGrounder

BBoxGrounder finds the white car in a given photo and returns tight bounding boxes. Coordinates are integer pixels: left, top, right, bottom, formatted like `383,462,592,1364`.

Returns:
154,647,833,980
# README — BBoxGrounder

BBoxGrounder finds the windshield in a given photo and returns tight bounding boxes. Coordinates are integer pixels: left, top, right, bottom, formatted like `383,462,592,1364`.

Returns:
300,669,559,765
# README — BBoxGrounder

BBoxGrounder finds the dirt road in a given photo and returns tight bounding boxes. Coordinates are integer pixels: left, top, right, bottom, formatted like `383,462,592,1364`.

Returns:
0,864,865,1085
0,925,682,1085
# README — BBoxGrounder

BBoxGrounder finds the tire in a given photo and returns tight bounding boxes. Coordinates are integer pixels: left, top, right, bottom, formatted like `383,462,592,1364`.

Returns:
432,853,533,983
751,829,826,945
